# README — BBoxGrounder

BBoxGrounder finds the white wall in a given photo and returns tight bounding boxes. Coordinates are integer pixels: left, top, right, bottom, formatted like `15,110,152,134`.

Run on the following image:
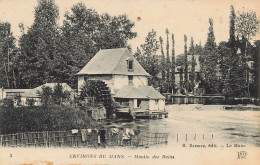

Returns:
149,99,165,111
78,75,148,94
113,75,128,91
133,76,148,87
149,100,155,110
158,99,165,110
113,75,148,91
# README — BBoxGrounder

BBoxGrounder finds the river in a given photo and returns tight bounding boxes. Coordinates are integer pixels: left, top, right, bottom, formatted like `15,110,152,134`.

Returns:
114,104,260,148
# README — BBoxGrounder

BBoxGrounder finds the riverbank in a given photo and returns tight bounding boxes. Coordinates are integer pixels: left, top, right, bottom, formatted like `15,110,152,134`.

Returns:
223,105,260,111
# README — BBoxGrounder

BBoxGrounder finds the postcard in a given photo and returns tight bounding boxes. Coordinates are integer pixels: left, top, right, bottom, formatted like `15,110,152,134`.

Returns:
0,0,259,165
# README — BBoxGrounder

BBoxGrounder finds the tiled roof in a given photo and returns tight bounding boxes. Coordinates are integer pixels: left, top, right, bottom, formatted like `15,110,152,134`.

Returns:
3,89,31,93
114,85,165,99
21,83,73,98
76,48,150,76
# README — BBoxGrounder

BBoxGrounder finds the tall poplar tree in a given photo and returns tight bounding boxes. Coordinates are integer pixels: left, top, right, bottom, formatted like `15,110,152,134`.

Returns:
171,34,176,93
159,36,166,81
165,28,171,88
184,35,188,92
190,37,195,91
223,5,247,97
200,18,219,94
0,22,17,88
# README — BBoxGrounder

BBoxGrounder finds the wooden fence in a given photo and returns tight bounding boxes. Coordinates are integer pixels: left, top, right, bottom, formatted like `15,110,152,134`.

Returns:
0,130,168,148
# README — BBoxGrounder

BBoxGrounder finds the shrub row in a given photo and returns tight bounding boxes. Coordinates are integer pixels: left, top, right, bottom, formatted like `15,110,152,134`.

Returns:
0,100,99,134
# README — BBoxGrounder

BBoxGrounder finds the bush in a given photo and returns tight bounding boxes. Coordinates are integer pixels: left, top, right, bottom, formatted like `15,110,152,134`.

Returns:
2,98,14,109
26,98,35,107
0,104,99,134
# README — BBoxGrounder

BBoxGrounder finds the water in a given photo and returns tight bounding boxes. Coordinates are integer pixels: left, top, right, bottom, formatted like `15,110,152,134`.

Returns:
113,104,260,148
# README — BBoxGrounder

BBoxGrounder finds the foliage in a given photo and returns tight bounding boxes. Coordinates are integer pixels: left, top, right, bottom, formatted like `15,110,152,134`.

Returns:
18,0,60,88
16,1,136,89
184,35,188,91
190,37,196,91
0,22,18,89
249,40,259,98
221,6,252,97
199,18,220,94
171,34,176,93
159,36,166,81
0,104,97,134
37,84,71,106
139,30,160,78
1,98,14,109
26,98,35,107
236,8,260,41
165,28,171,89
59,3,137,88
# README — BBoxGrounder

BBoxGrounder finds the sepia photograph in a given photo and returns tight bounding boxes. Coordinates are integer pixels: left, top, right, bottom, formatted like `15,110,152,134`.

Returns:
0,0,259,164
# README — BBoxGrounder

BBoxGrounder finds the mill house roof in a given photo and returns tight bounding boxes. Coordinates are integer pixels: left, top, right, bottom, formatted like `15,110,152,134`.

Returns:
76,48,150,76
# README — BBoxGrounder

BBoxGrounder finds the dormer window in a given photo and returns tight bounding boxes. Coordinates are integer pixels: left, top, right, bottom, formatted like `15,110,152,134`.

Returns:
127,58,134,71
128,61,133,70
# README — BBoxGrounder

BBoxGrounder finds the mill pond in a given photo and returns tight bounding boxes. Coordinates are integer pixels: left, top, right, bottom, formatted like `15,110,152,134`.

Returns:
112,104,260,148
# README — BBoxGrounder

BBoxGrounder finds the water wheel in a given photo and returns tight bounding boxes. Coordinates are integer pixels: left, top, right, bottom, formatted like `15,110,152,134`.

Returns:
79,80,114,119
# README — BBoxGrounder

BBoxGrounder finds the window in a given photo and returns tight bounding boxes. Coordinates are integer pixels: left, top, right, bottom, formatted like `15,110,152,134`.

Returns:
127,60,133,71
134,99,141,108
137,99,141,108
128,75,133,85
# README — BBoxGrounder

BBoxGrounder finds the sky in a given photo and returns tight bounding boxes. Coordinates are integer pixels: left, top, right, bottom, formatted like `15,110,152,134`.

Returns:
0,0,260,55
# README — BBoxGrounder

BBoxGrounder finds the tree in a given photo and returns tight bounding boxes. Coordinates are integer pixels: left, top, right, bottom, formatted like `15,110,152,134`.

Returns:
18,0,60,88
236,8,260,56
235,7,260,97
165,28,171,90
60,3,137,88
184,35,188,92
171,34,176,93
0,22,17,89
159,36,166,81
134,47,142,61
222,6,249,97
53,83,71,105
250,40,259,98
200,18,220,94
190,37,196,91
179,67,184,94
38,86,54,107
140,30,160,81
189,42,203,55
